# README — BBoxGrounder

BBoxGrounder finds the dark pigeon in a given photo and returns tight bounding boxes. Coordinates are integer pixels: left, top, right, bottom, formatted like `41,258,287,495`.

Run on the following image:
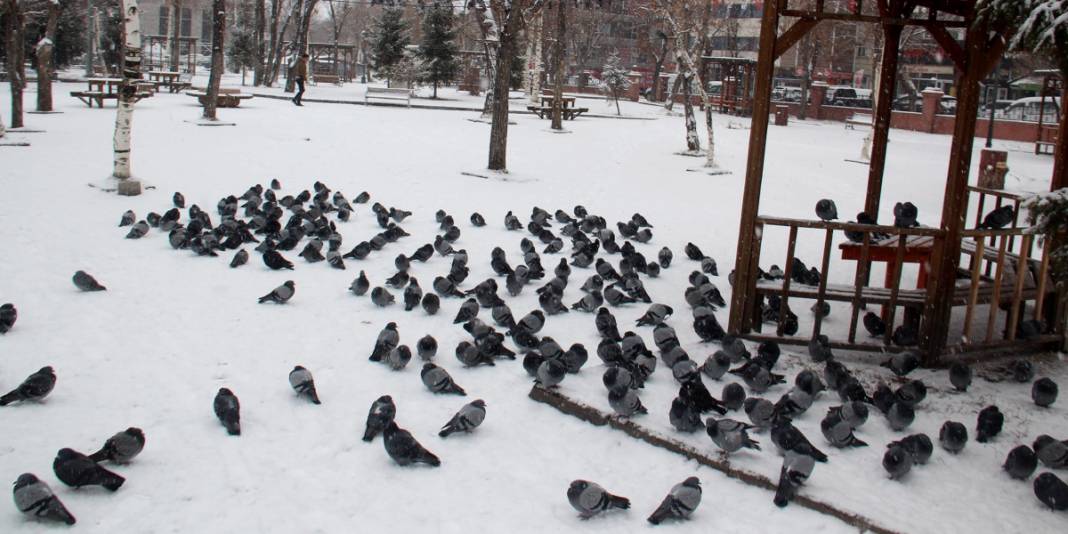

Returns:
0,366,56,406
53,448,124,491
213,388,241,436
383,422,440,467
362,395,396,442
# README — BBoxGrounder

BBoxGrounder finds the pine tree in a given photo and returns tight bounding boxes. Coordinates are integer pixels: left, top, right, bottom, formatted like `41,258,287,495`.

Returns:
418,1,458,98
600,52,631,116
371,6,410,87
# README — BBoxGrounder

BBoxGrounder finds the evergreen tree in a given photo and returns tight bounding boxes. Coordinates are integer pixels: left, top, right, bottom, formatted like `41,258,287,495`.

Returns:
418,1,458,98
600,52,631,116
370,6,409,87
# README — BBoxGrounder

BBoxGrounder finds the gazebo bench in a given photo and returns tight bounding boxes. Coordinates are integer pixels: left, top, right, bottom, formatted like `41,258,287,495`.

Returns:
313,74,342,86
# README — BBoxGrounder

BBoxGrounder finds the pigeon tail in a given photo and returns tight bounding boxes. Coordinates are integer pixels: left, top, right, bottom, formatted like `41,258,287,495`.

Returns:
42,498,77,525
100,470,126,492
646,497,674,524
609,494,631,510
773,469,797,507
418,449,441,467
0,390,19,405
224,420,241,436
87,448,109,463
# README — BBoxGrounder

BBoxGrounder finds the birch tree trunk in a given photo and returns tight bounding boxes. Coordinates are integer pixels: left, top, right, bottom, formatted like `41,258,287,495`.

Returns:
673,34,700,153
5,0,25,128
524,9,543,106
284,0,317,92
203,0,225,120
550,0,566,130
170,0,182,71
253,0,265,85
472,1,499,118
113,0,142,185
35,0,60,112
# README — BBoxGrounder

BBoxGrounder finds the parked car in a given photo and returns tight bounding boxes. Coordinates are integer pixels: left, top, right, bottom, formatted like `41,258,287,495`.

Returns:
825,86,858,106
892,94,957,114
998,96,1062,122
773,86,803,103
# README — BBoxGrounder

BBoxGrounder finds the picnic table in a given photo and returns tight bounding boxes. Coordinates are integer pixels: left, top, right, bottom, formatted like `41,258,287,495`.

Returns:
527,96,589,120
71,78,152,108
148,71,191,93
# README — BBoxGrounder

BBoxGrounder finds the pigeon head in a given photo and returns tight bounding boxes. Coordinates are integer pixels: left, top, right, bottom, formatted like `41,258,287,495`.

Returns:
471,399,487,408
568,480,590,493
56,448,79,460
40,366,55,375
682,477,701,488
284,281,295,289
386,322,398,330
293,365,306,372
126,427,146,441
13,473,39,489
218,387,233,396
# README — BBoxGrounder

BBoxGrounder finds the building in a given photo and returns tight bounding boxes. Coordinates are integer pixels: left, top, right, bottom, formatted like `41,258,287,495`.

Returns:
138,0,214,71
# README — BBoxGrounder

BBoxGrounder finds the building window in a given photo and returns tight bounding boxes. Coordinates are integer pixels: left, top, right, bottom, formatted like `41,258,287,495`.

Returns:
202,9,212,41
181,8,192,37
158,6,169,36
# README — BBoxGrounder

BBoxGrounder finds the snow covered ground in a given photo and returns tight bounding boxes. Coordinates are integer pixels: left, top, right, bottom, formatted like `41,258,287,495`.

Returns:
1,81,1065,532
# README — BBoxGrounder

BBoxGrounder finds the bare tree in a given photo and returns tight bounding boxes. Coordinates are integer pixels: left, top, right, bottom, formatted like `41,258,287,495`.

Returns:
253,0,265,84
112,0,143,192
35,0,60,112
549,0,566,130
284,0,318,92
483,0,544,171
566,3,620,89
203,0,225,120
326,0,352,78
4,0,26,128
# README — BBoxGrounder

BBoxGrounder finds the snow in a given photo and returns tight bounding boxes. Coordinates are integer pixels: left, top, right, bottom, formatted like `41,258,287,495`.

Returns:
0,77,1065,532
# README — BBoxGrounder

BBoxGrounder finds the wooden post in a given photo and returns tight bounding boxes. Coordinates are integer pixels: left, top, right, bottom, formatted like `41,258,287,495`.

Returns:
35,0,60,112
728,0,780,334
920,24,986,363
203,0,226,120
864,23,901,219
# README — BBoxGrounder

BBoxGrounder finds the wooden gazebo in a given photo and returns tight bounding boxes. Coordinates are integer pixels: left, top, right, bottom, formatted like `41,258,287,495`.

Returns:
1036,69,1062,155
727,0,1068,365
143,36,198,74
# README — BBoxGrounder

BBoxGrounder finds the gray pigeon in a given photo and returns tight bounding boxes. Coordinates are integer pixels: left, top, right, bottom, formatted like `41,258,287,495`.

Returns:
701,351,732,380
773,451,814,507
12,473,76,525
88,427,146,464
949,362,972,392
53,448,124,491
125,220,149,239
722,383,746,411
362,395,396,442
0,302,16,334
807,335,833,363
119,210,135,226
453,298,480,324
230,249,249,268
350,271,371,296
827,402,869,429
535,358,567,388
421,363,466,395
821,411,868,448
669,397,704,433
383,422,440,467
883,444,912,480
369,322,399,362
886,401,915,432
567,480,630,519
881,351,920,377
72,270,106,291
939,421,967,454
213,388,241,436
288,365,321,404
1033,377,1058,407
815,199,838,221
1034,435,1068,468
647,477,701,525
258,280,295,304
1003,445,1038,480
1,366,56,405
890,433,933,465
439,399,486,437
388,345,412,370
371,287,395,307
706,417,760,453
743,397,776,431
609,387,647,417
1034,472,1068,511
417,335,438,361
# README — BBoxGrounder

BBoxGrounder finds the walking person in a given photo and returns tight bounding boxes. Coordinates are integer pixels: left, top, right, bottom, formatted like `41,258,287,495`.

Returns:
292,53,309,106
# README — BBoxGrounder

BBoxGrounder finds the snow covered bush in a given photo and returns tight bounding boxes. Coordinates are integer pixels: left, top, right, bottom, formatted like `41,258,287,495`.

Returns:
381,53,430,91
978,0,1068,71
1023,188,1068,281
600,52,631,116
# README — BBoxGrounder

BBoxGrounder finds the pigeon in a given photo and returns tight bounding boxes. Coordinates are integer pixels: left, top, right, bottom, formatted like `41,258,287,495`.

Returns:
862,312,886,337
470,212,486,227
722,383,746,411
453,298,480,324
564,344,588,373
773,451,814,507
891,433,934,465
692,307,725,342
744,397,776,431
455,341,492,368
609,387,647,417
893,201,918,228
349,271,371,296
369,322,400,362
647,477,701,525
894,380,927,408
383,422,440,467
371,287,395,307
1003,445,1038,480
701,351,732,381
821,411,868,448
1010,360,1035,383
53,448,124,491
1033,378,1058,407
119,210,136,227
979,205,1014,230
949,362,972,392
700,257,719,276
815,199,838,221
594,307,623,341
421,363,466,395
387,345,413,370
422,293,441,315
439,399,487,438
173,191,186,208
771,417,828,462
976,405,1004,443
515,310,546,335
684,243,705,261
362,395,396,442
939,421,968,453
0,302,16,333
706,417,760,453
403,279,424,311
827,401,869,429
1034,472,1068,511
883,444,912,480
416,335,438,361
1,366,56,406
669,396,704,433
88,428,146,464
571,291,603,313
258,280,295,304
299,242,325,263
327,250,346,270
881,351,920,377
807,335,833,363
12,473,76,525
288,365,321,404
1035,436,1068,468
567,480,630,519
604,284,636,306
230,249,249,268
740,364,785,394
72,270,106,291
385,271,409,288
214,388,241,436
535,358,568,388
125,220,149,239
433,276,465,298
262,250,294,270
886,401,915,432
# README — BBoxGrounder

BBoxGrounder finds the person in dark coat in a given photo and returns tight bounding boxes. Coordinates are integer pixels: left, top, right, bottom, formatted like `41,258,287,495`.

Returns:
292,53,309,106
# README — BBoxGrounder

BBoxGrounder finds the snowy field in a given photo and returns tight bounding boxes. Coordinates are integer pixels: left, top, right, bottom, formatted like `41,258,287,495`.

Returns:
1,80,1065,533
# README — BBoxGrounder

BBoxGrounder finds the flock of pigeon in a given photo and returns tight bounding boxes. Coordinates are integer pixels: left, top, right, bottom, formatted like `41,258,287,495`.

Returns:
3,181,1066,527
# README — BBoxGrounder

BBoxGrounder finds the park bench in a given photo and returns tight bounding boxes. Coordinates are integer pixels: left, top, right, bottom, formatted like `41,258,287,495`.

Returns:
365,87,411,107
845,113,873,129
525,105,590,120
70,90,152,108
186,88,254,108
313,74,342,86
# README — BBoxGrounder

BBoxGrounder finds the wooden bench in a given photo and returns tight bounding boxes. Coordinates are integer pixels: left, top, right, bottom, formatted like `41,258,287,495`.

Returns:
134,80,159,94
365,87,411,107
526,105,590,120
313,74,341,86
70,91,152,107
186,88,254,108
845,113,873,129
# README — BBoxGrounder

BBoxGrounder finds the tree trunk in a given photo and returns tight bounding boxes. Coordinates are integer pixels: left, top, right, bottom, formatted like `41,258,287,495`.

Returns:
672,33,699,153
85,2,95,76
472,1,499,118
170,0,182,71
35,0,60,112
0,110,5,137
550,0,566,130
524,8,543,105
5,0,25,128
113,0,142,181
284,0,318,93
650,36,667,102
253,0,265,85
664,72,682,112
487,1,522,171
203,0,225,120
1052,74,1068,192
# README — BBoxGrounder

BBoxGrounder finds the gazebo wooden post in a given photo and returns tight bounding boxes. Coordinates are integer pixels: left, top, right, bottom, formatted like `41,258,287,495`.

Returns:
920,23,988,364
863,23,901,218
728,0,781,334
